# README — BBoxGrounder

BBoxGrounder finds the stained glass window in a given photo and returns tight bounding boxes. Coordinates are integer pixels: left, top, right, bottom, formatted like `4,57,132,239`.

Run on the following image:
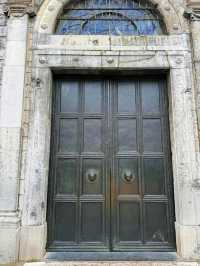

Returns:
56,0,166,35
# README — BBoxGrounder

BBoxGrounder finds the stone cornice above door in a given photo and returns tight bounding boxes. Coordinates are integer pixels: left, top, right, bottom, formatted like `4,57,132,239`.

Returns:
3,0,37,17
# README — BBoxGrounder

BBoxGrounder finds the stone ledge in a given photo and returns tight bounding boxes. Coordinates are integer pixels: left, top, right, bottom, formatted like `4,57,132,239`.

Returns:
24,262,200,266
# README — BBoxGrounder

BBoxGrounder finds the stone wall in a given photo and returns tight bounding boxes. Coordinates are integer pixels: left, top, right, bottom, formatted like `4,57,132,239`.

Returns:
19,18,33,213
0,0,7,119
1,0,200,264
0,0,9,264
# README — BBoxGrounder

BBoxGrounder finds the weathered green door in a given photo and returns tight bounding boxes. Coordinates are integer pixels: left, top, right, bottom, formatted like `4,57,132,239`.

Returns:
47,76,175,252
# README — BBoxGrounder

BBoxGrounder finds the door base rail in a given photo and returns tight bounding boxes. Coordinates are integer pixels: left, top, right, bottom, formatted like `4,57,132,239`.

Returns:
45,252,178,261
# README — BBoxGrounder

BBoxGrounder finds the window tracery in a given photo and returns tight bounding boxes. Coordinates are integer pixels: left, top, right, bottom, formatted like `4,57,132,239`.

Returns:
56,0,166,35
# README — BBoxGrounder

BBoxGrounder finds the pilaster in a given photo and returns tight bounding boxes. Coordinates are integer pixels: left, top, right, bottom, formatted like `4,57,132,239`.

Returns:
0,7,29,264
177,0,200,260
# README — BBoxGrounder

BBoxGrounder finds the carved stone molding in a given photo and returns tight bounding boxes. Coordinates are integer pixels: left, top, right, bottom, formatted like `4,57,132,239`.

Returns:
3,0,37,17
184,1,200,20
184,7,200,20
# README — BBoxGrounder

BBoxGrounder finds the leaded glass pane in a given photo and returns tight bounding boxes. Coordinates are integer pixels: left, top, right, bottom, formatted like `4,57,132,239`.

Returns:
56,0,165,35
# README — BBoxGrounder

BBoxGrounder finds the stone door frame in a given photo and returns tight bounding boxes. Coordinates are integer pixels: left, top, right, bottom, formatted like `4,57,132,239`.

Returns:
19,0,200,261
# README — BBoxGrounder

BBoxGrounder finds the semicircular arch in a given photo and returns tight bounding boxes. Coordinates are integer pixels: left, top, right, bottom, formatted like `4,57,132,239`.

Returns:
34,0,185,34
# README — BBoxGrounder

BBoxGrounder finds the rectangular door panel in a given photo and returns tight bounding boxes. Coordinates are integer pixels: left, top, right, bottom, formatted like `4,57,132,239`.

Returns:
111,79,175,251
47,79,109,251
59,118,79,153
118,201,141,242
60,81,79,113
54,202,76,242
141,80,160,114
80,202,104,242
142,119,162,153
118,158,139,195
117,119,137,152
84,81,103,113
56,158,77,195
143,158,165,195
117,81,136,113
82,159,103,195
144,202,168,243
83,119,103,153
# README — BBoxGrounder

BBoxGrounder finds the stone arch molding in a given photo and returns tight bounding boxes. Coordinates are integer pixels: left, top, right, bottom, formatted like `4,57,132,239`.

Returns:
34,0,185,34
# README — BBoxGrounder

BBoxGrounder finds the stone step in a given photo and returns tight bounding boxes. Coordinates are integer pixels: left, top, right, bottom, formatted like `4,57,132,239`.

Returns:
24,262,199,266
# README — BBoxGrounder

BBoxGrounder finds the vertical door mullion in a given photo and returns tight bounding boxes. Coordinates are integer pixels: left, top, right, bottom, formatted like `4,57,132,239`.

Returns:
102,79,108,247
111,78,116,251
107,78,113,251
77,79,83,244
137,80,145,244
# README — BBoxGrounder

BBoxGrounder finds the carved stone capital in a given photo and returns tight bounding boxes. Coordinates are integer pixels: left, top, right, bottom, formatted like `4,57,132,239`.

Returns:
3,0,37,17
184,6,200,20
184,1,200,20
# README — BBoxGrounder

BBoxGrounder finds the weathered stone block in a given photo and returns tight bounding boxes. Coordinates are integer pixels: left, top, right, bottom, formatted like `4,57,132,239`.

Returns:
176,223,200,260
0,127,21,211
1,66,26,127
19,223,47,261
0,222,20,264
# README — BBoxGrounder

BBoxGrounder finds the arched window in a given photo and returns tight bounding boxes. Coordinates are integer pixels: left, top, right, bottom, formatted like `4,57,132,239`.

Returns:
56,0,166,35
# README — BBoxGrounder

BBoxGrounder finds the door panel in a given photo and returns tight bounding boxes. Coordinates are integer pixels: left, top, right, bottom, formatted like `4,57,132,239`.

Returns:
143,158,165,195
112,80,141,249
144,202,168,242
59,118,78,153
118,201,141,241
54,202,76,242
80,202,104,242
117,119,137,152
84,81,102,113
142,119,162,152
48,79,109,251
60,81,79,113
83,119,102,152
117,81,136,113
141,81,160,114
118,158,139,195
111,79,174,250
82,159,103,195
56,158,77,194
47,76,175,252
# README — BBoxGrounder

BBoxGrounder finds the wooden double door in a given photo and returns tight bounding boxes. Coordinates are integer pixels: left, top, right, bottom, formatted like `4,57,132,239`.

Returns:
47,76,175,252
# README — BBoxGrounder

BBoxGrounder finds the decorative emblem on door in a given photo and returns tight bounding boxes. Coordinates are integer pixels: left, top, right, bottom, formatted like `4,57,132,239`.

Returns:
86,168,99,183
122,169,135,183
